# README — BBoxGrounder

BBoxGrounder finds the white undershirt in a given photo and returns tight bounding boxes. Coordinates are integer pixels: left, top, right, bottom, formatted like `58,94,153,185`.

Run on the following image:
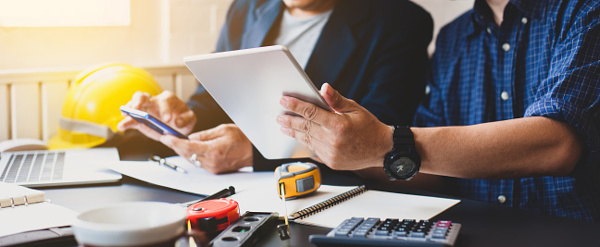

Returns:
273,9,333,69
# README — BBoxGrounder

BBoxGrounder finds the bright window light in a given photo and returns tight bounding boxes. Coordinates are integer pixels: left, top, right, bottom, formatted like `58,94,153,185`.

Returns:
0,0,130,27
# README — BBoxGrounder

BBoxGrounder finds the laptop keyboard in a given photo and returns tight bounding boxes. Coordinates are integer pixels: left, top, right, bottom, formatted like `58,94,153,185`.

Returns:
1,151,65,183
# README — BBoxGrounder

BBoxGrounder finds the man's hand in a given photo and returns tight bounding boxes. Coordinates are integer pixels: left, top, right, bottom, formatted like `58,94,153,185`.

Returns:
277,83,393,171
117,91,196,141
160,124,253,174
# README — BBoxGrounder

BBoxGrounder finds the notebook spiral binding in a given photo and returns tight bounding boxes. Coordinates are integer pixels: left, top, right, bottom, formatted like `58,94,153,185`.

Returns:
291,185,367,219
2,195,27,209
0,195,49,209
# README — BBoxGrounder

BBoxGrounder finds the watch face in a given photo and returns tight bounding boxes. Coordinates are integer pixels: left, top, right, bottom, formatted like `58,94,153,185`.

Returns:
390,157,416,177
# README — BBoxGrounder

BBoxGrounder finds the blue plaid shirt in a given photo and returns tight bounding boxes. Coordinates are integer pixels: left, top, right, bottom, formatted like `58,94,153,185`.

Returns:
414,0,600,221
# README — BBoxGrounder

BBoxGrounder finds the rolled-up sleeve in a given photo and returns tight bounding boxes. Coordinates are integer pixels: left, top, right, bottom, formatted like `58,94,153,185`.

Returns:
524,16,600,177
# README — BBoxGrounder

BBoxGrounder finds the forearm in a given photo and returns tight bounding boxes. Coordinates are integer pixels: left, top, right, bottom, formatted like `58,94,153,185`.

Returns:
415,116,582,179
278,86,582,180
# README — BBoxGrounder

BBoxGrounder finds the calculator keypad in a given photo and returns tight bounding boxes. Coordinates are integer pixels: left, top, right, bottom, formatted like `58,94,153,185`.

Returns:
310,217,461,247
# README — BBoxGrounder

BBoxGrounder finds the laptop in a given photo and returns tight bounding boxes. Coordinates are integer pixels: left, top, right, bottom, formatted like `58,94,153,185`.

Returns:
184,45,332,159
0,148,122,188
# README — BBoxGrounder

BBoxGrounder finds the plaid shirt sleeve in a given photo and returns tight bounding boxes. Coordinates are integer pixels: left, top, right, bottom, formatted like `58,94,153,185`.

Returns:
523,5,600,177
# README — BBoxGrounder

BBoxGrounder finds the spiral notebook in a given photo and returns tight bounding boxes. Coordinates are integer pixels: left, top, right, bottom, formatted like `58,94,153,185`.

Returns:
229,184,461,228
0,182,77,238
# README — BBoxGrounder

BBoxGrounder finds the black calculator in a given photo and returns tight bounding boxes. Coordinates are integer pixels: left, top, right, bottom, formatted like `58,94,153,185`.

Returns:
309,217,461,247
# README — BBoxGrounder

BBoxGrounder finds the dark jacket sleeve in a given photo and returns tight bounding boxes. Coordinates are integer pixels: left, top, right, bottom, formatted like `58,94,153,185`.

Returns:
358,1,432,126
187,86,232,131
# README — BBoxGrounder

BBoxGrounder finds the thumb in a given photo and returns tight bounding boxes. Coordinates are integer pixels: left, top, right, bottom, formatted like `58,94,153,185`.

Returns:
160,134,187,149
189,127,220,141
321,83,356,113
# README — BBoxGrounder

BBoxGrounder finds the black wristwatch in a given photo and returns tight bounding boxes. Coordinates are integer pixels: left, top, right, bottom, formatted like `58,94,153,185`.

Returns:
383,125,421,180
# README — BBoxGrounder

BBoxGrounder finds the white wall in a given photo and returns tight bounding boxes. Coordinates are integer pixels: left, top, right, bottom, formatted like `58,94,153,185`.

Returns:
412,0,474,54
0,0,232,71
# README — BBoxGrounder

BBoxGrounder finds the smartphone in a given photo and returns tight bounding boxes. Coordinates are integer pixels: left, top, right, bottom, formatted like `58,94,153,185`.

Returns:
120,106,188,139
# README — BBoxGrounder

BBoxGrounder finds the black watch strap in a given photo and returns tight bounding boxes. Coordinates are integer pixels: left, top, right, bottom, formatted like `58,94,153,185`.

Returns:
392,125,414,149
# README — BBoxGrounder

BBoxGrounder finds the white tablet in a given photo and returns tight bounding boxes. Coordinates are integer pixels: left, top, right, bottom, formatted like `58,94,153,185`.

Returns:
184,45,331,159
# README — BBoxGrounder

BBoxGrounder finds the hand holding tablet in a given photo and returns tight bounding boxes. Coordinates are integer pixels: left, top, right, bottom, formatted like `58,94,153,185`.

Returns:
184,45,331,159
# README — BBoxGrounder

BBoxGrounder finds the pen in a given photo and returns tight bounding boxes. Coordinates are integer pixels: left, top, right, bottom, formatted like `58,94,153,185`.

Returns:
182,186,236,207
149,155,187,173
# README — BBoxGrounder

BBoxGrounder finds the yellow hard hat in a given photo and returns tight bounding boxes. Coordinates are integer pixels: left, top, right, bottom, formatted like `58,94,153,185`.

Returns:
48,63,162,149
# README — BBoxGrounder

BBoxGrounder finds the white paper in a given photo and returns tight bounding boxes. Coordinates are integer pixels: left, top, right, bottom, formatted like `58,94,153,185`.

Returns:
229,184,460,228
0,202,77,237
296,190,460,228
110,156,275,196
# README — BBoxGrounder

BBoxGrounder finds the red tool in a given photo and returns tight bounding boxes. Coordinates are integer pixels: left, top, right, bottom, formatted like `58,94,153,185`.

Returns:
186,198,240,232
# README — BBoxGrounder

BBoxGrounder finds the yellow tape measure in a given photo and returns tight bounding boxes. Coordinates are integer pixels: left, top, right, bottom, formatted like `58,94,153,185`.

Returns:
275,162,321,199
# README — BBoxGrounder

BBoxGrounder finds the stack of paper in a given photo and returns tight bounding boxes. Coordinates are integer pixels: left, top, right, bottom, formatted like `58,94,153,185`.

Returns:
0,182,77,238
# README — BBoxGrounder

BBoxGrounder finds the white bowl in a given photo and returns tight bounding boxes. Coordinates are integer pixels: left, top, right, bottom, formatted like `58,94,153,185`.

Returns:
73,201,186,247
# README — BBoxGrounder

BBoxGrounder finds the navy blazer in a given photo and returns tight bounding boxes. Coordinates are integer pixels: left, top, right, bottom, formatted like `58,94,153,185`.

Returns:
187,0,433,170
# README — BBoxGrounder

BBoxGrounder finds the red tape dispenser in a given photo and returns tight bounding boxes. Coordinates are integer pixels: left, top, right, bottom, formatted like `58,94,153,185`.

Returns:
186,198,240,233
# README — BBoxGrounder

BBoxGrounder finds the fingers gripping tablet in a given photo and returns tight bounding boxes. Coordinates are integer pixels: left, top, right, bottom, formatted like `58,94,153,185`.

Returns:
120,106,188,139
183,45,331,159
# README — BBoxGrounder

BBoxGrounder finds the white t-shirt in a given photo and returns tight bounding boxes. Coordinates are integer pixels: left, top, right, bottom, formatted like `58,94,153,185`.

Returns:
273,9,333,69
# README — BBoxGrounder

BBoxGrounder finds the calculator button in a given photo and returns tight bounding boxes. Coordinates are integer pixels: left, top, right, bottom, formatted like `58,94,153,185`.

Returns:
365,218,380,224
393,230,409,237
343,222,361,229
432,233,447,239
348,217,364,223
334,230,351,237
436,221,452,227
350,230,369,238
383,219,398,225
409,230,426,237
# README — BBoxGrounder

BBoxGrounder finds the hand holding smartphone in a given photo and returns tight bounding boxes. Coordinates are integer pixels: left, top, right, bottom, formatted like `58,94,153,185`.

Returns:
120,106,188,139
